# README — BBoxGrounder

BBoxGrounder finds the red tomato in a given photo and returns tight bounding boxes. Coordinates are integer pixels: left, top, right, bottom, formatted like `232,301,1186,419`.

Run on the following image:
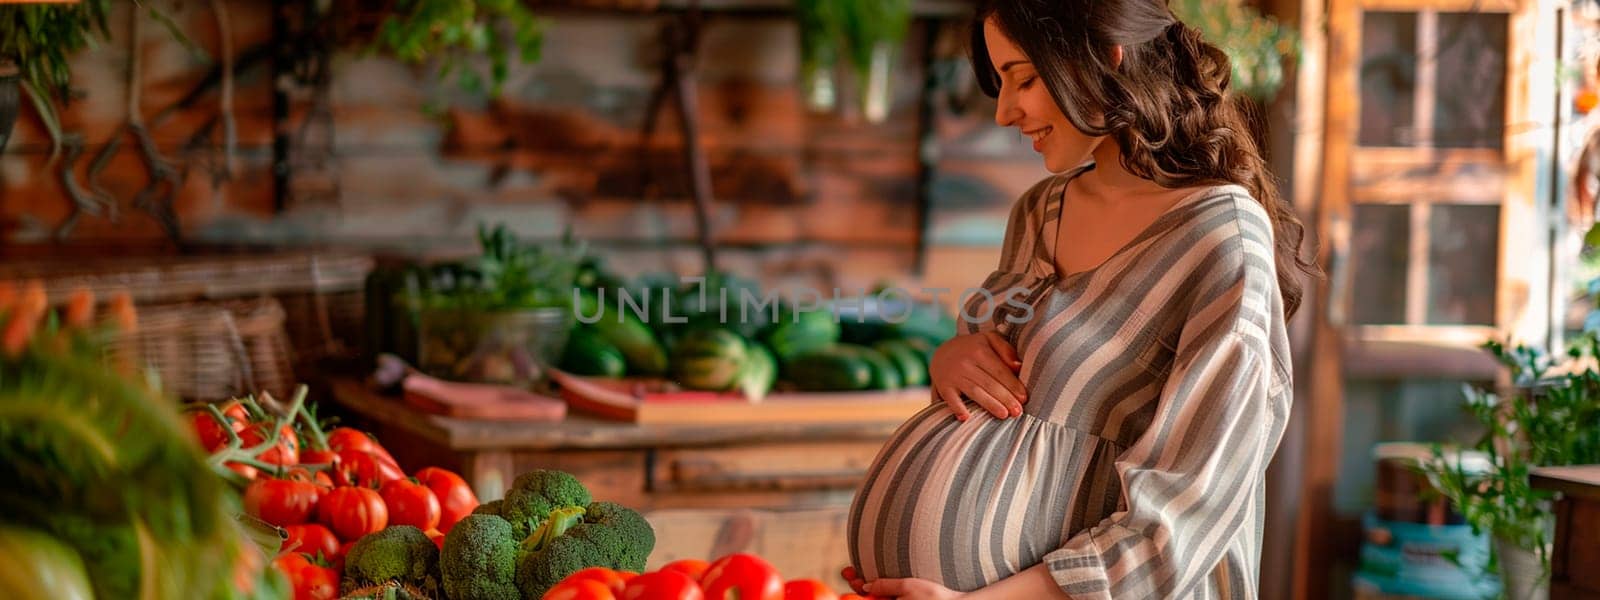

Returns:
546,579,620,600
227,461,259,480
191,409,245,451
242,424,300,466
556,567,631,594
413,467,480,533
425,528,445,551
379,478,441,531
299,449,340,467
326,427,398,465
282,524,340,561
661,559,710,582
784,579,839,600
700,554,783,600
318,487,388,541
243,477,320,527
272,552,311,580
621,570,704,600
336,450,404,488
292,563,339,600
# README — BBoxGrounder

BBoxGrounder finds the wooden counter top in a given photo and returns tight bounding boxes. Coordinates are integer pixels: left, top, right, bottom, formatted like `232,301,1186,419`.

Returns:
328,378,917,452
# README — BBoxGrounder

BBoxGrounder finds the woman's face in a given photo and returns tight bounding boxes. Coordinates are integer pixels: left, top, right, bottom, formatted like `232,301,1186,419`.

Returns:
985,17,1103,174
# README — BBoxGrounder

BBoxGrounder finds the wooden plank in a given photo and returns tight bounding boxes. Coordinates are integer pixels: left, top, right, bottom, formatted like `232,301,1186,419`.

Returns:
508,450,650,507
1532,465,1600,501
1295,0,1361,594
1406,202,1431,325
552,370,933,425
329,378,909,451
651,441,884,493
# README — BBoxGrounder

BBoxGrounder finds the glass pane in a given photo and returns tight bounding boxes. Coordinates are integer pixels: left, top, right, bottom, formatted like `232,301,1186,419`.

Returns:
1333,378,1489,517
1433,13,1507,149
1352,204,1410,325
1359,12,1419,147
1426,204,1499,325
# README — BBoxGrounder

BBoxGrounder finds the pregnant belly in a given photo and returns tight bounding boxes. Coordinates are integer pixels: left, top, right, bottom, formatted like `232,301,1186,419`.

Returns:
847,408,1102,592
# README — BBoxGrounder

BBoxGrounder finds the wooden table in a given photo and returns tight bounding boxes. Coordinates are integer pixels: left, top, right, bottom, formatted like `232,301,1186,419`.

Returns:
1532,465,1600,600
327,378,917,583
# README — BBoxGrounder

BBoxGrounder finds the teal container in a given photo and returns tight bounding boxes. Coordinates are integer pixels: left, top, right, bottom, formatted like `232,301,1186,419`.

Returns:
1351,511,1500,599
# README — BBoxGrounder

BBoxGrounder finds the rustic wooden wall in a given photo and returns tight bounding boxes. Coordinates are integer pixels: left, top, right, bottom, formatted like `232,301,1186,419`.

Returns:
0,2,1047,299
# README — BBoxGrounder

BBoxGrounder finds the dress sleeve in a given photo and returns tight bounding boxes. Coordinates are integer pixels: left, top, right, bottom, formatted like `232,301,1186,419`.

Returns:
959,177,1055,335
1040,201,1291,599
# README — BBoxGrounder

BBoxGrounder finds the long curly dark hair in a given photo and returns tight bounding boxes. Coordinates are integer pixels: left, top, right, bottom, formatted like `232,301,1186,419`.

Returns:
970,0,1319,320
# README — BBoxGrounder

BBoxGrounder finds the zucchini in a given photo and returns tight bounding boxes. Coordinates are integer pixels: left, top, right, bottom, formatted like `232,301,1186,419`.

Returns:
575,290,668,375
873,340,927,387
559,326,628,377
782,348,873,391
839,344,901,390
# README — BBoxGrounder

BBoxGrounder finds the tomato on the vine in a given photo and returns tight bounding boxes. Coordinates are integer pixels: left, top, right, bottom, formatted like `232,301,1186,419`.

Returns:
243,477,319,527
660,559,710,582
326,428,397,464
621,570,703,600
242,423,300,466
318,486,387,541
379,478,441,531
413,467,479,533
282,523,340,561
335,450,403,488
784,579,839,600
700,554,783,600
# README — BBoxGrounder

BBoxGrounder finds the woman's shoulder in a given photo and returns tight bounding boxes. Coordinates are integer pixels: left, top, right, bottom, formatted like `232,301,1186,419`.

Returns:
1181,184,1274,244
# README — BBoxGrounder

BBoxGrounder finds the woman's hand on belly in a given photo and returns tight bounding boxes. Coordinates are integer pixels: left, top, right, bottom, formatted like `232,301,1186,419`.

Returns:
930,331,1027,421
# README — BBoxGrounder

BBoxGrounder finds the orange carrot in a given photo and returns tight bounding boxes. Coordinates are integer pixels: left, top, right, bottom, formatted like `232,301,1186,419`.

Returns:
2,281,48,356
63,287,95,329
0,281,15,313
106,291,139,334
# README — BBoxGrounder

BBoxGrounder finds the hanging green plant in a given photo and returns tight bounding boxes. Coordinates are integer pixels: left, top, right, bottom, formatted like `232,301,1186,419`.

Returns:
1170,0,1300,101
0,0,113,157
792,0,912,123
0,1,202,157
365,0,546,98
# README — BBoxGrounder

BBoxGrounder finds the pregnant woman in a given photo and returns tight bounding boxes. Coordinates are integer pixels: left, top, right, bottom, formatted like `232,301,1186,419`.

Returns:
843,1,1317,598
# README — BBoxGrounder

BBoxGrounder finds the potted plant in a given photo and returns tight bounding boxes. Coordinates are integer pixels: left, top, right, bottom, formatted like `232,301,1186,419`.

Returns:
1423,339,1600,600
406,224,585,388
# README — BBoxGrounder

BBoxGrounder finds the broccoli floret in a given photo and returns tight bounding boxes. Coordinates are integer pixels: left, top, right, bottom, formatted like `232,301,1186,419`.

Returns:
568,502,655,572
438,470,655,600
342,526,441,598
515,501,656,598
440,515,520,600
473,499,504,517
500,470,591,539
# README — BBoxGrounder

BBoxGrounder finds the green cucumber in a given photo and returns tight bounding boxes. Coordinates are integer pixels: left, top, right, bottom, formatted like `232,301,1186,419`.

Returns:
576,290,668,376
781,348,873,391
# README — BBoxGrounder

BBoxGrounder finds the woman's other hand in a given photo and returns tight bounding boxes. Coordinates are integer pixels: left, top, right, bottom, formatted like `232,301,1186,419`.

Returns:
842,566,869,594
930,331,1026,421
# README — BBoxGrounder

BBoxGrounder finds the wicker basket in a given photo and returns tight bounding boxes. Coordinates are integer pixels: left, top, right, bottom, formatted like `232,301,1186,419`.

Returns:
0,251,372,370
111,298,296,402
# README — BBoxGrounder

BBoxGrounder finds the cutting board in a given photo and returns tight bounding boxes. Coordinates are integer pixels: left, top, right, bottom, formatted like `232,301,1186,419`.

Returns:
400,374,566,421
548,369,931,425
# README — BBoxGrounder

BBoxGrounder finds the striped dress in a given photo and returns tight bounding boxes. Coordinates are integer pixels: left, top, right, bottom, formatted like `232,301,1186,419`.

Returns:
847,168,1292,599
